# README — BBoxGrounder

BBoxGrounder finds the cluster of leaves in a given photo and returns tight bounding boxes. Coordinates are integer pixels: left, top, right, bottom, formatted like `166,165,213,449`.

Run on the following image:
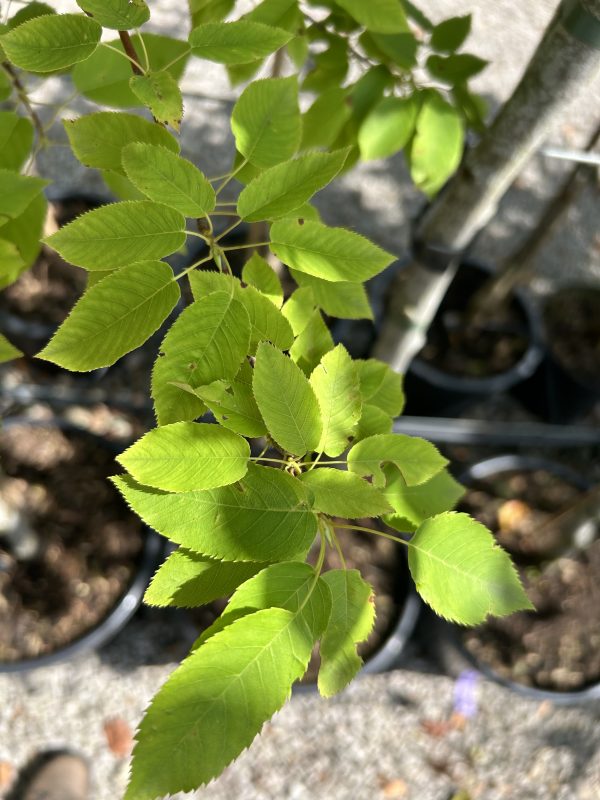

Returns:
0,1,531,798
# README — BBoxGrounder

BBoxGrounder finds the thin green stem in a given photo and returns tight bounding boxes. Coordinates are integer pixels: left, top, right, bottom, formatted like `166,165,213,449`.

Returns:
136,31,150,72
331,529,347,569
215,158,248,196
101,43,145,74
333,522,409,547
308,452,323,472
249,457,289,465
2,63,44,139
215,218,243,243
173,254,214,282
186,230,211,243
300,534,326,612
222,242,270,252
160,49,189,73
215,201,238,207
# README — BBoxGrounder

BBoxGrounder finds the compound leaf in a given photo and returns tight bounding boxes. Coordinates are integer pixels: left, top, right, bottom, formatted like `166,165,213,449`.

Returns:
45,201,186,270
309,344,361,457
347,433,447,488
270,219,395,282
190,20,291,64
253,342,322,457
114,463,317,562
300,469,392,518
122,143,215,217
37,261,179,371
408,512,534,625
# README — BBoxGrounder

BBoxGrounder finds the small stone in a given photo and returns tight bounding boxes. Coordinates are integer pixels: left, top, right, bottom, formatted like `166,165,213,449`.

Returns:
104,717,134,758
381,778,408,798
0,761,14,791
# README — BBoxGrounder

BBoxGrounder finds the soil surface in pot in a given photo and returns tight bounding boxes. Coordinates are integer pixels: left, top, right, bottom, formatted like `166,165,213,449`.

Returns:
460,468,600,692
419,264,529,378
0,424,144,663
544,287,600,390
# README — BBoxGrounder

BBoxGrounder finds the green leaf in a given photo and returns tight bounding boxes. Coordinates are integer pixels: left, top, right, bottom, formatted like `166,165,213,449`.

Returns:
45,201,185,271
124,607,315,799
152,290,251,425
318,569,375,697
347,65,393,125
369,32,418,70
281,286,316,336
253,342,322,457
8,2,54,29
334,0,408,33
76,0,150,29
290,270,373,320
0,13,101,72
309,344,361,457
426,53,487,84
64,111,179,175
303,35,348,93
189,20,291,64
408,91,464,197
354,404,393,442
300,469,392,518
0,333,22,363
245,0,298,27
122,143,215,217
231,76,301,168
145,548,265,608
0,192,46,273
190,0,234,26
0,239,26,290
117,421,250,492
300,87,352,150
237,149,348,222
0,66,11,101
130,71,184,130
0,112,34,171
382,466,465,533
194,362,267,438
0,171,47,226
408,512,534,625
289,309,334,376
404,1,433,31
72,34,189,108
359,96,417,161
242,253,283,307
37,261,180,371
430,15,471,52
195,561,331,646
347,433,447,488
114,464,317,562
356,359,405,416
270,219,395,283
101,169,146,201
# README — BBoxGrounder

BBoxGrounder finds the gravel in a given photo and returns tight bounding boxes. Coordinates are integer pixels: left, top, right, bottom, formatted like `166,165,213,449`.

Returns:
2,1,600,799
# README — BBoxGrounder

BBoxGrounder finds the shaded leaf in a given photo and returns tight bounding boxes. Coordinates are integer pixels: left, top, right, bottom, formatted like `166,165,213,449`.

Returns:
0,333,22,363
281,286,316,336
356,359,405,416
290,270,373,320
242,253,283,307
430,15,471,52
383,465,465,532
290,309,334,376
354,404,393,442
347,433,447,488
426,53,487,84
190,20,291,64
76,0,150,29
334,0,408,33
0,112,34,171
194,362,267,438
0,171,47,226
300,87,352,150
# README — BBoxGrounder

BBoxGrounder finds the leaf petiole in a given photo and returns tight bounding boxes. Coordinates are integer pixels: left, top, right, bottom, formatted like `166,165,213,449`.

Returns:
333,522,410,547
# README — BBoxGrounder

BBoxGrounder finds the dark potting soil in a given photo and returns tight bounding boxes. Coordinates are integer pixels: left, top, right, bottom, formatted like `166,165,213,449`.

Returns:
459,469,600,692
419,265,529,378
0,425,144,663
544,287,600,390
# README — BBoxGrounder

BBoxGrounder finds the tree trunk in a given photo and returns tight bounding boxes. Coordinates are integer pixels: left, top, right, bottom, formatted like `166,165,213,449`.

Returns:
374,0,600,372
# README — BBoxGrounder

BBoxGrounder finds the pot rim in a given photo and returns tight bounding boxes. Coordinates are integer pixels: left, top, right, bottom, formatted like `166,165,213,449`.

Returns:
0,416,162,673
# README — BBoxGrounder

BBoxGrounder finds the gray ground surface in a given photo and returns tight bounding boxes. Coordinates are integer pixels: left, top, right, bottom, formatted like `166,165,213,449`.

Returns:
1,1,600,799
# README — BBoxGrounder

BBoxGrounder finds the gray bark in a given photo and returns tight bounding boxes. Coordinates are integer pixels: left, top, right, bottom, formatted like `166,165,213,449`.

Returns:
374,0,600,372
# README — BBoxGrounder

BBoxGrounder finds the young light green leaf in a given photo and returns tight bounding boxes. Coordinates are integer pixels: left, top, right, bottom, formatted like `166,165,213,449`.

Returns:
0,171,47,225
359,96,418,161
72,34,189,108
152,290,251,425
290,310,334,376
270,219,395,283
145,548,266,608
124,608,315,799
300,469,393,518
382,465,465,533
430,15,471,52
335,0,408,33
281,286,316,336
64,111,179,175
190,20,291,64
45,201,186,271
354,404,393,442
231,76,301,168
194,362,267,438
309,344,361,457
408,512,534,625
408,91,464,197
130,71,184,130
114,464,317,562
122,143,215,217
0,112,34,171
253,342,322,457
117,421,250,492
242,253,283,307
0,333,22,363
237,150,348,222
347,433,447,488
37,261,180,371
356,359,405,416
0,13,101,72
318,569,375,697
76,0,150,29
290,270,373,320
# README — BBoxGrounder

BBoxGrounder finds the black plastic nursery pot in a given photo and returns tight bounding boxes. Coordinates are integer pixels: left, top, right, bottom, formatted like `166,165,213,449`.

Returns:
0,417,162,673
512,285,600,423
438,455,600,705
402,261,545,417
